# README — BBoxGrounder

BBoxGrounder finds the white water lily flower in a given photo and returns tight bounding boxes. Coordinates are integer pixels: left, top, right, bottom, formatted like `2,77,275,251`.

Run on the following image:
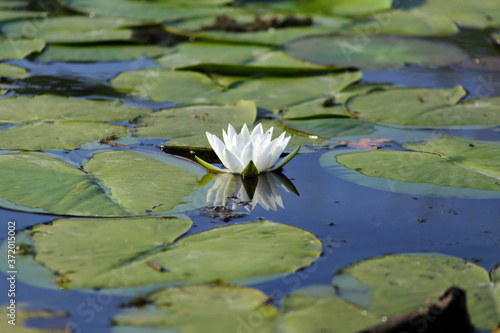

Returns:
195,123,300,175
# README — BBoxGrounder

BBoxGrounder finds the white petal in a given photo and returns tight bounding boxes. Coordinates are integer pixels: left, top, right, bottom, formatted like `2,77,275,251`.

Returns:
223,148,244,173
239,123,251,144
251,123,263,140
240,141,254,167
207,132,228,166
254,141,274,171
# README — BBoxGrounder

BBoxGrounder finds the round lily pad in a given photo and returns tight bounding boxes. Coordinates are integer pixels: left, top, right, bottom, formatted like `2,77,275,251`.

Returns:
113,283,277,333
347,85,500,128
0,121,127,150
332,253,500,330
322,139,500,198
133,100,257,149
284,35,469,70
24,219,322,288
0,10,46,22
0,150,207,216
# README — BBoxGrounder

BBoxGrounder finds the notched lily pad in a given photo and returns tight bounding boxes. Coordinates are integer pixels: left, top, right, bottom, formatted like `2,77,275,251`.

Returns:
322,139,500,198
113,283,277,332
332,253,500,331
0,150,207,216
23,219,322,289
284,35,469,70
0,38,45,60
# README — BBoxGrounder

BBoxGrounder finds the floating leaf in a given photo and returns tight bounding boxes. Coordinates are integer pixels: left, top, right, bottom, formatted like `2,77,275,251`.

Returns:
0,150,206,216
0,38,45,60
111,69,223,105
0,1,29,9
0,63,27,78
1,16,158,43
283,118,375,139
338,137,391,149
347,85,500,128
24,220,321,288
0,10,46,22
133,100,257,149
113,283,277,332
414,0,500,29
112,69,362,110
349,10,458,37
332,253,500,330
36,44,170,62
284,35,469,70
0,121,127,150
280,286,380,333
322,139,500,198
0,95,151,124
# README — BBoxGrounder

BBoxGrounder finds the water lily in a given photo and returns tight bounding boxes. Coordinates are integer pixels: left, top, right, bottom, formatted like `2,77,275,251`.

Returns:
195,123,300,176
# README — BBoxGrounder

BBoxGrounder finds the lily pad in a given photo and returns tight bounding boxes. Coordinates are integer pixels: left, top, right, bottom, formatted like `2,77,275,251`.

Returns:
133,100,257,149
60,0,240,21
332,253,500,330
283,83,390,120
349,10,458,37
0,38,45,60
1,16,158,43
36,44,170,62
0,305,70,332
26,219,321,288
347,85,500,128
284,35,469,70
283,118,375,139
0,150,207,216
0,63,27,78
112,69,362,110
215,71,362,111
0,10,46,22
415,0,500,29
111,69,223,105
322,139,500,198
113,283,277,332
280,286,380,333
0,95,151,124
155,42,339,74
0,1,29,8
0,121,127,150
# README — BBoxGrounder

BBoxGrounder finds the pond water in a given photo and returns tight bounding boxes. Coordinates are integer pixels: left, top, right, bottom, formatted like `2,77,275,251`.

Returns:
0,1,499,332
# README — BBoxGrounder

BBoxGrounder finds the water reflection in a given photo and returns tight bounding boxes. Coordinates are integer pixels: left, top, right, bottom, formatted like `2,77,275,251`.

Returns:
206,172,299,212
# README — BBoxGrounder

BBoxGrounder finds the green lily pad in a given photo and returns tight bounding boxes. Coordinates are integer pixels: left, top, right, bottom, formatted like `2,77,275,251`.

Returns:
283,83,390,120
347,85,500,128
0,305,70,332
284,35,469,70
0,121,127,150
0,95,151,124
280,286,380,333
112,69,362,110
0,10,46,22
415,0,500,29
322,139,500,198
0,150,206,216
1,16,158,43
0,38,45,60
349,10,458,37
155,42,339,74
133,100,257,149
215,71,362,111
111,69,223,105
493,264,500,282
332,253,500,330
0,63,27,78
113,283,277,332
25,219,321,288
283,118,375,139
60,0,240,21
253,0,392,17
0,1,29,8
36,44,170,62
